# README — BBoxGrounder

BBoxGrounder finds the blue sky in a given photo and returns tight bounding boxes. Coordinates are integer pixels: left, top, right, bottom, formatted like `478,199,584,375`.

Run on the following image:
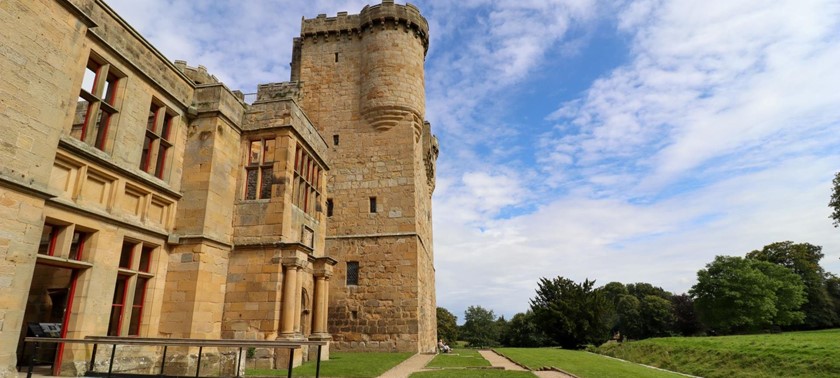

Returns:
110,0,840,322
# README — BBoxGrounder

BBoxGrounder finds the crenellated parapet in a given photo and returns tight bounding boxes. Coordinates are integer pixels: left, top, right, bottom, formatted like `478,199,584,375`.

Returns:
299,0,429,55
173,60,219,85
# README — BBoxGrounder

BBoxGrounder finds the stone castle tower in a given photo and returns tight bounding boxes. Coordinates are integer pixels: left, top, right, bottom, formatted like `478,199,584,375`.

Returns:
290,0,439,352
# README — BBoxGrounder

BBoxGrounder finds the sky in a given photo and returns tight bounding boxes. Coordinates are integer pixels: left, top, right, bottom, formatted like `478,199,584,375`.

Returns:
108,0,840,322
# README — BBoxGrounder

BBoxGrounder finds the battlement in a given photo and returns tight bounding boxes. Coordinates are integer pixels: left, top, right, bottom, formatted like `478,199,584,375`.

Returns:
300,0,428,54
256,81,302,102
173,60,219,85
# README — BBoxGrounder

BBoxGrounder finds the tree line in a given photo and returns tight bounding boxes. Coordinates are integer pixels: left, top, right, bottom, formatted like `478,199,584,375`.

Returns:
438,241,840,349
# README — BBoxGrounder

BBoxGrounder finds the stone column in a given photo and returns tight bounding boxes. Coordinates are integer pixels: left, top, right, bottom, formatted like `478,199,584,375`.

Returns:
308,257,337,361
312,275,328,335
294,267,304,335
279,264,299,337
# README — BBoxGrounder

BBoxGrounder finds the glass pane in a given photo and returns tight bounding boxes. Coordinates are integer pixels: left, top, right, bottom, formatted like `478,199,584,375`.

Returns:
263,139,275,163
38,225,55,255
147,105,158,131
140,135,152,171
248,141,261,165
155,145,168,178
119,243,133,269
347,262,359,285
82,64,98,93
112,276,127,304
127,308,141,336
161,113,173,140
103,74,118,104
72,98,90,140
94,111,111,149
139,246,153,272
69,231,85,260
107,306,122,336
245,169,258,200
129,278,147,336
133,277,148,305
260,167,273,199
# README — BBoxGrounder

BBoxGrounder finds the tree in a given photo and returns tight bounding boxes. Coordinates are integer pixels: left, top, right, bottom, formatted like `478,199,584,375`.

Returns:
500,311,547,347
436,307,459,343
461,305,500,347
690,256,806,333
830,172,840,227
530,277,611,349
747,241,838,328
639,295,675,338
825,274,840,320
671,294,703,336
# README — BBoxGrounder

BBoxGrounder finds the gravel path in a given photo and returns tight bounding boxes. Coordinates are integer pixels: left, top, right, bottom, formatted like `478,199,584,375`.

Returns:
377,353,436,378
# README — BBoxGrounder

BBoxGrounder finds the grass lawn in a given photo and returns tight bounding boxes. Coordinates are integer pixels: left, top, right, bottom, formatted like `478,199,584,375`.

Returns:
495,348,683,378
411,370,536,378
426,349,491,368
594,328,840,378
246,352,413,378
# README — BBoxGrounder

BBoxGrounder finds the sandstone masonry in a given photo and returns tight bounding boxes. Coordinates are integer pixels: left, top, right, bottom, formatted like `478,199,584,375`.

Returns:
0,0,437,376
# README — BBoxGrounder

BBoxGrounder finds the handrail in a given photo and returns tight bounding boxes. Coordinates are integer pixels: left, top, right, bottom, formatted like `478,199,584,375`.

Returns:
22,336,325,378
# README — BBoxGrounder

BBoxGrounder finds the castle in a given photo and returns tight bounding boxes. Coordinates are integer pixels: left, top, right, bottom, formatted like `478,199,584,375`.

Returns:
0,0,437,376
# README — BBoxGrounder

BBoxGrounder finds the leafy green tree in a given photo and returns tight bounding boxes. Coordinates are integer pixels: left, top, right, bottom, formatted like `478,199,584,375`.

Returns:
747,241,838,328
614,294,642,339
436,307,459,343
461,305,500,347
530,277,611,349
691,256,806,333
826,274,840,319
671,293,703,336
501,311,548,347
639,295,675,338
627,282,672,301
830,172,840,227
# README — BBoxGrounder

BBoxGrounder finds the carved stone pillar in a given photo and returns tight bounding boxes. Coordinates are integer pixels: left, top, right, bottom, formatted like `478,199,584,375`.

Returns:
308,257,336,361
280,264,299,337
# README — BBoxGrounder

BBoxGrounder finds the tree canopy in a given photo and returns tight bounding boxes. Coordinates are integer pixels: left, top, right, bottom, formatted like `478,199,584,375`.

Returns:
747,241,838,328
690,255,806,333
530,276,611,349
461,305,500,347
830,171,840,227
436,307,459,343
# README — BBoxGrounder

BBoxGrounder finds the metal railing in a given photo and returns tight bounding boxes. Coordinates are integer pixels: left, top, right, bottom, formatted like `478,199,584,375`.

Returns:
22,336,328,378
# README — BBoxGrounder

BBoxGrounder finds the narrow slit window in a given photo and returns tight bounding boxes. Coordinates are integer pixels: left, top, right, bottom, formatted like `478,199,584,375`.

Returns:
369,197,377,213
335,52,339,62
333,134,339,146
327,198,334,217
346,261,359,286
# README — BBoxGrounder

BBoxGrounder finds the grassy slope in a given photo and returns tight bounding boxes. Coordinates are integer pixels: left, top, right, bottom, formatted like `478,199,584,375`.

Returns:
595,329,840,378
496,348,682,378
247,352,413,378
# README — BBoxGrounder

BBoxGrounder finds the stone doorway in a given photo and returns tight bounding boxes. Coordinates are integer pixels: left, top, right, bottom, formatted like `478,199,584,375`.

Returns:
17,263,81,375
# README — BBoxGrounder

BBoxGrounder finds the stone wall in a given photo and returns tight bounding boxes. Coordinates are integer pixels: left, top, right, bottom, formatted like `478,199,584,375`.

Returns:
294,1,437,353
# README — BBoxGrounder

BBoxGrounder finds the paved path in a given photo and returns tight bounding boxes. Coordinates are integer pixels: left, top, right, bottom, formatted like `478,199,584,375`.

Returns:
479,350,575,378
377,353,436,378
477,350,527,371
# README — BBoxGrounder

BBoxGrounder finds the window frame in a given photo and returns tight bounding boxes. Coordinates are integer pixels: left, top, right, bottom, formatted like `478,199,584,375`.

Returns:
244,138,276,200
292,144,322,216
346,261,359,286
108,240,156,337
140,100,175,180
72,55,123,151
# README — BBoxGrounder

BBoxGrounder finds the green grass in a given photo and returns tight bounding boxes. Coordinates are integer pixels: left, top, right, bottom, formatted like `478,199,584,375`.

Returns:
411,370,535,378
594,328,840,378
246,352,413,378
495,348,683,378
426,349,492,368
